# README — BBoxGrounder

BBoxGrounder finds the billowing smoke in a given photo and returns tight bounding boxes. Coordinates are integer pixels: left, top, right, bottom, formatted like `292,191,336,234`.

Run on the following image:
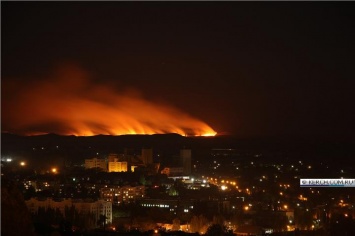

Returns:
2,65,216,136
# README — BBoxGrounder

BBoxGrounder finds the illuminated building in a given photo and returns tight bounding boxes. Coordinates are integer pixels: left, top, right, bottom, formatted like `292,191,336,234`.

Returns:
23,180,38,190
84,158,107,171
140,199,179,209
25,198,112,224
108,157,128,172
183,178,210,190
140,199,194,214
100,186,145,205
24,180,59,192
180,149,191,175
141,148,153,166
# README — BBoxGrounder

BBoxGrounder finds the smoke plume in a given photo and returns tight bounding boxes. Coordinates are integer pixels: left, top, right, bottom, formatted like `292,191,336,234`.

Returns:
2,65,216,136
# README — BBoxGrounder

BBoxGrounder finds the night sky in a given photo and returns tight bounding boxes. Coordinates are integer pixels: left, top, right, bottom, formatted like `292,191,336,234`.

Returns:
2,2,355,138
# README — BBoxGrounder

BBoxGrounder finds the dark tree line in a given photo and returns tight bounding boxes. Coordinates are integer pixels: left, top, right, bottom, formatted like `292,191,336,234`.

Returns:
32,205,97,234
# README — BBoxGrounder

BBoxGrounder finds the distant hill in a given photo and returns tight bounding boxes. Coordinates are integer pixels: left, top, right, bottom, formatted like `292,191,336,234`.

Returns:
1,133,354,168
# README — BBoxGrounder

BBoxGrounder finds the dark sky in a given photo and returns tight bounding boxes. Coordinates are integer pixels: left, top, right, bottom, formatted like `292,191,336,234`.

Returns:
2,2,355,138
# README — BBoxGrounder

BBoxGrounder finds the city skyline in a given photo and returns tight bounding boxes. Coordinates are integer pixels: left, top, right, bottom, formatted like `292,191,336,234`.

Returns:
2,3,354,234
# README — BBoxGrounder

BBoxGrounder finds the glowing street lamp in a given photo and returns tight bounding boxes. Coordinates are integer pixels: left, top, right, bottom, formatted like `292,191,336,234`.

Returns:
20,161,26,166
51,168,57,174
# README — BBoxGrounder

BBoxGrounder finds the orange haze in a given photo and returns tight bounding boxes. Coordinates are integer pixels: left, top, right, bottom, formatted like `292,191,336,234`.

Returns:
2,66,217,137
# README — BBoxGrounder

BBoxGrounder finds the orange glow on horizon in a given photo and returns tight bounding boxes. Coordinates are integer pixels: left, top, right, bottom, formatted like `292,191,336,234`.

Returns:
3,65,217,137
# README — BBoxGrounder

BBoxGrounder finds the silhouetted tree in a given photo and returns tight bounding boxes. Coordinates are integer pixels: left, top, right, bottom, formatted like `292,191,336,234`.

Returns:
172,218,181,231
1,177,35,236
190,215,200,233
59,219,72,234
97,214,107,230
206,224,226,236
213,214,225,226
168,186,179,196
190,215,209,234
294,208,313,230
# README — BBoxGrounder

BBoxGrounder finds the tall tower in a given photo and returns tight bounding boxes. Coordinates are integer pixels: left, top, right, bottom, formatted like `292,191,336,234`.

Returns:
141,148,153,166
180,149,191,175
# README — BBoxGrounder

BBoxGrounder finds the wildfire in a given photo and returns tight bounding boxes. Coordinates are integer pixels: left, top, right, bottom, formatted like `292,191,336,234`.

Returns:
2,65,217,137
